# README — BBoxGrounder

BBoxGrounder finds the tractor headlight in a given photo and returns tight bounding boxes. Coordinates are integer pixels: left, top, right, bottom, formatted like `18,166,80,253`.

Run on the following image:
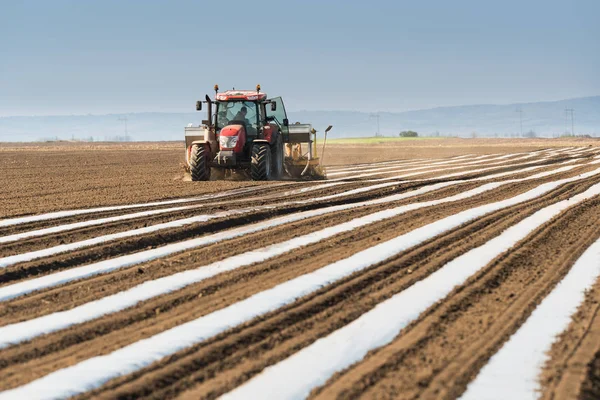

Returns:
219,136,238,149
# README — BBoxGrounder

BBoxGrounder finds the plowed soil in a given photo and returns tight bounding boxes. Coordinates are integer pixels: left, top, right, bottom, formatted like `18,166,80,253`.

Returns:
1,139,600,400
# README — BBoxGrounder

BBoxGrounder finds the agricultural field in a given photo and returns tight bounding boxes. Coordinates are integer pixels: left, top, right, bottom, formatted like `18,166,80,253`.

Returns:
1,138,600,399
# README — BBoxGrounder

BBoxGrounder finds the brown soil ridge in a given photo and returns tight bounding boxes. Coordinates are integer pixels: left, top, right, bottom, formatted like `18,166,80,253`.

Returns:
1,162,590,330
2,160,593,329
0,173,479,258
47,178,600,399
0,152,584,251
0,147,596,397
538,276,600,400
0,180,493,326
0,148,590,223
310,187,600,400
0,156,588,287
0,176,491,289
0,176,543,387
1,142,595,218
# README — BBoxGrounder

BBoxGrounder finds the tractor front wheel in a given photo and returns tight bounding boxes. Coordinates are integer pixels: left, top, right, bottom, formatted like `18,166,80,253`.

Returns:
251,143,272,181
189,144,211,181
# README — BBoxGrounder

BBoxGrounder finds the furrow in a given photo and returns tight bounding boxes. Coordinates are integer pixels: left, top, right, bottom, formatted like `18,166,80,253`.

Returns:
0,152,581,264
221,179,600,400
0,161,585,305
0,185,293,228
326,153,511,177
0,148,581,246
2,167,599,399
0,168,577,348
460,235,600,400
307,191,600,400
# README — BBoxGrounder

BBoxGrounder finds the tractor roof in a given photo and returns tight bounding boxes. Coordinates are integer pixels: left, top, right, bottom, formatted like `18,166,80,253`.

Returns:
215,90,267,101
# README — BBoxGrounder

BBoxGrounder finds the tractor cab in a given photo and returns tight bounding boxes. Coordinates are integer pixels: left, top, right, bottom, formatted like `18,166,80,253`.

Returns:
212,91,289,167
214,100,259,164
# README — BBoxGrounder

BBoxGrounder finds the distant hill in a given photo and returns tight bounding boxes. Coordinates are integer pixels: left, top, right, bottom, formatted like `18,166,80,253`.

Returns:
291,96,600,138
1,96,598,142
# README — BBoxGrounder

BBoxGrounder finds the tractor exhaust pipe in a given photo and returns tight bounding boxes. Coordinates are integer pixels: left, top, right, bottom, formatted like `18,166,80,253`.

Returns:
205,95,212,125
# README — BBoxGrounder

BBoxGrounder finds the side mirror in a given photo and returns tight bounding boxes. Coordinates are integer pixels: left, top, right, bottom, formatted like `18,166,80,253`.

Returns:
196,101,202,111
325,125,333,133
271,102,277,111
283,118,289,127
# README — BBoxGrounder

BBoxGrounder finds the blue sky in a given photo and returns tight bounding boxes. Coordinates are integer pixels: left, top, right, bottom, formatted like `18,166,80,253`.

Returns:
1,0,599,116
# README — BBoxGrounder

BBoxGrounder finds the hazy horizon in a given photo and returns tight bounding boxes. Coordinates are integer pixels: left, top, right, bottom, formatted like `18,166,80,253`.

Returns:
2,0,599,118
3,95,599,141
1,94,598,119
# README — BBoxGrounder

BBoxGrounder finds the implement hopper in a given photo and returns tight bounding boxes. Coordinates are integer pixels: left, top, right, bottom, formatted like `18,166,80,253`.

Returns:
284,124,332,179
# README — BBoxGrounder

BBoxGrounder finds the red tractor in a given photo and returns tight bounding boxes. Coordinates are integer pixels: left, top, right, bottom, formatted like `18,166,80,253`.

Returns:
185,85,330,181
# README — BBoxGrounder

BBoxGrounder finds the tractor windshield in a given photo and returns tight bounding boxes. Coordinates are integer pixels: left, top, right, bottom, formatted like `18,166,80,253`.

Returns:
215,101,259,133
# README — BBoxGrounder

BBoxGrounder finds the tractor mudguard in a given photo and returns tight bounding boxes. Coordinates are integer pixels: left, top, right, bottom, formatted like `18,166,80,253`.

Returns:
191,140,213,153
252,139,271,146
187,140,213,166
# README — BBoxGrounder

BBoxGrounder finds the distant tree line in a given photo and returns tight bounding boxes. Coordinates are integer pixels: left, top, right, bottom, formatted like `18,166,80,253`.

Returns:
38,136,96,142
399,130,419,137
392,130,597,139
104,135,132,142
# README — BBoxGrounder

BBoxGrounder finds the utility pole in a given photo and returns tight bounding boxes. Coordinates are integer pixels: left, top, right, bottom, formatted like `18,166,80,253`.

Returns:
565,108,575,136
370,113,380,137
515,107,523,137
118,116,128,136
118,116,129,140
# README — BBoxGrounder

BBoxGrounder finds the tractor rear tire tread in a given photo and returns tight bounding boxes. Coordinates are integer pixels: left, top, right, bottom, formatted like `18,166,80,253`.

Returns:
271,135,284,179
189,144,211,181
251,143,271,181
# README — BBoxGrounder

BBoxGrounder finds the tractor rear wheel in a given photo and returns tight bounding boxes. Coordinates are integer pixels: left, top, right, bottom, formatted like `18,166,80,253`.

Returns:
251,143,272,181
271,135,284,179
189,144,211,181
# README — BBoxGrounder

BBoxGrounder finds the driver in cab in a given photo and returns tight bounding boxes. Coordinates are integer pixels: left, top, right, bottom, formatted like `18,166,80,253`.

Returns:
232,106,257,136
232,106,248,124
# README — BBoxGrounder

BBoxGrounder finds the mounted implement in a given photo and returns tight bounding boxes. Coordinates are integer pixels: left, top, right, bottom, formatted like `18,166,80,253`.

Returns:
185,85,331,181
